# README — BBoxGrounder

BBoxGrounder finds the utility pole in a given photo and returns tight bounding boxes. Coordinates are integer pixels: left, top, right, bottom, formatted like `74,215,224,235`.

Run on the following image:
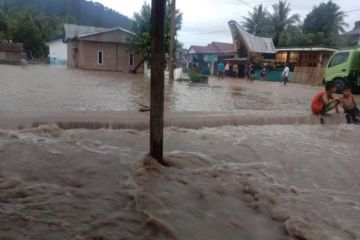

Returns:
168,0,176,80
150,0,166,164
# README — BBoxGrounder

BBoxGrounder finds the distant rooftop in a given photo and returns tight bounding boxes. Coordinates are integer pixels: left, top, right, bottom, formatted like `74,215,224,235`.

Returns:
344,21,360,36
189,42,234,54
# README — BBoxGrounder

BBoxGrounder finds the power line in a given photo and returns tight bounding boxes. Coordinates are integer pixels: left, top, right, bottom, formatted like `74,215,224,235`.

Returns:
344,8,360,13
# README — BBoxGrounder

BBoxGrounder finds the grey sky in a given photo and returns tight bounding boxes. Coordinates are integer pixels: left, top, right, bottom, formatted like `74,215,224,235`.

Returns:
95,0,359,48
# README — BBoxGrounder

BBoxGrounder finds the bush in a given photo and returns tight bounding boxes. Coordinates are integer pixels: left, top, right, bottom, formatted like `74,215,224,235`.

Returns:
188,70,207,83
188,70,202,82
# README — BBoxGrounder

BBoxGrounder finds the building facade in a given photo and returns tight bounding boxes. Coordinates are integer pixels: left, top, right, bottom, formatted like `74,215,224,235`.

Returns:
64,24,143,72
276,47,336,68
0,43,24,64
46,38,67,64
187,42,236,74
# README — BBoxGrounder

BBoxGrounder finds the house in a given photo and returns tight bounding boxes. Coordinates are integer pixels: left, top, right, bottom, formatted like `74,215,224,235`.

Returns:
228,20,276,62
0,43,24,64
344,21,360,45
45,38,67,64
63,24,143,72
187,42,236,74
275,47,336,68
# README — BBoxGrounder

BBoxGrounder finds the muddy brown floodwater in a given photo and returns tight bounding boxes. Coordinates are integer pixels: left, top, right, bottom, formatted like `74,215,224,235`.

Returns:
0,124,359,240
0,64,322,114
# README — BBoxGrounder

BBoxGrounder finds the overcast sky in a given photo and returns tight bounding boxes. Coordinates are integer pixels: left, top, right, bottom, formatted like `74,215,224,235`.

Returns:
95,0,359,48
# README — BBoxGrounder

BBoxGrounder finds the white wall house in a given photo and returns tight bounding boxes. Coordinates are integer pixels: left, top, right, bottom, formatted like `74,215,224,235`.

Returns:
45,38,67,64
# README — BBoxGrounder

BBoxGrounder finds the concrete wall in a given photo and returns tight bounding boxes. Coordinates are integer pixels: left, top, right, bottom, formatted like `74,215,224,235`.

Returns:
67,40,143,72
46,39,67,63
67,41,78,68
0,51,22,62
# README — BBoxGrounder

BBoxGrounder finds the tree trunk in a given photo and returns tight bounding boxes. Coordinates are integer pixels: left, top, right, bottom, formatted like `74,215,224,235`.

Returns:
150,0,166,164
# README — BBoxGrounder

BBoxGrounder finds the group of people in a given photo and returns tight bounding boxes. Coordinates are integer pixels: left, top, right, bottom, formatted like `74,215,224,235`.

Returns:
311,81,360,123
217,62,261,81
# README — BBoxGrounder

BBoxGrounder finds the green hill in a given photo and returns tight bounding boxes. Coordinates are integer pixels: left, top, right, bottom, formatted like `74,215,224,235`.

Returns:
0,0,133,29
0,0,134,57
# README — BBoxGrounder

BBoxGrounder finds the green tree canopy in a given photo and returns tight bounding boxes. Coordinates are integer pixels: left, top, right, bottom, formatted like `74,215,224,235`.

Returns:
303,1,347,34
131,0,183,60
242,4,271,37
270,0,300,46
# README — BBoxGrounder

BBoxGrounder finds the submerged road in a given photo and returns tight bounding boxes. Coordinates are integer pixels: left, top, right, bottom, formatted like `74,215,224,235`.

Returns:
0,111,347,130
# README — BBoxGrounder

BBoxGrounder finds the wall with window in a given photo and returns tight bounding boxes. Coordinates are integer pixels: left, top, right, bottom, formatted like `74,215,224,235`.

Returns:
69,41,143,72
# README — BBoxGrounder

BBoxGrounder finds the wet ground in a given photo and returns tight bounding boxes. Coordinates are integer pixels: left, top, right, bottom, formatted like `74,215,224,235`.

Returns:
1,64,359,240
0,125,359,240
0,64,322,114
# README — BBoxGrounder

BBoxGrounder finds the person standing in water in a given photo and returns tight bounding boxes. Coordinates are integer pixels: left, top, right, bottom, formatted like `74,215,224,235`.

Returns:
217,62,225,80
282,64,290,86
224,62,230,78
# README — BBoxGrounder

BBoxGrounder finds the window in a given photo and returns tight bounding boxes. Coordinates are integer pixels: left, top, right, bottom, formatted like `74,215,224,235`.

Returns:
129,53,134,67
328,52,349,67
97,50,103,65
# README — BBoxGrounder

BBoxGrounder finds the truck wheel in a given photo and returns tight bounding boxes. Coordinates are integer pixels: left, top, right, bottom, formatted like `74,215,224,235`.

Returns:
333,78,345,94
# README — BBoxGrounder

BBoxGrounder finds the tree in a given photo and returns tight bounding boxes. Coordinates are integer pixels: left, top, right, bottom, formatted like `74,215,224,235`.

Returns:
302,1,347,46
270,0,300,46
131,0,183,72
9,9,49,58
303,1,347,35
242,4,271,37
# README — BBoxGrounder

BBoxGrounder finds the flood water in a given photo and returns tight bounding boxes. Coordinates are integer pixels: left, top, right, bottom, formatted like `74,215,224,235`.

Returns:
0,64,320,113
1,64,359,240
0,125,359,240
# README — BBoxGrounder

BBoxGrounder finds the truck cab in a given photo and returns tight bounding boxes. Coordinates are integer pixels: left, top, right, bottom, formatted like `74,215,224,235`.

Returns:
325,49,360,93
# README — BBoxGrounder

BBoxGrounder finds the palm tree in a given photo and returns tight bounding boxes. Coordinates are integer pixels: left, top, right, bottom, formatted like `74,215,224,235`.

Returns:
242,4,270,37
270,0,300,46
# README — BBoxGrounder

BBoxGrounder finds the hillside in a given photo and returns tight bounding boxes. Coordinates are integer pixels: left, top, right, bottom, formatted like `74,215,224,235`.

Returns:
0,0,133,29
0,0,134,57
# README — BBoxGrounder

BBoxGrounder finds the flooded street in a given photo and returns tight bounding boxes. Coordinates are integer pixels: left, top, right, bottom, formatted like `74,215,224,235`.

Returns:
1,64,359,240
0,125,359,240
0,64,320,113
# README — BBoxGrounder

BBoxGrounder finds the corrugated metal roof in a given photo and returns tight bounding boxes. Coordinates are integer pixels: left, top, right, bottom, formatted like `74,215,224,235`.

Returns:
77,27,135,39
64,24,135,43
228,20,276,54
276,47,337,52
63,24,109,42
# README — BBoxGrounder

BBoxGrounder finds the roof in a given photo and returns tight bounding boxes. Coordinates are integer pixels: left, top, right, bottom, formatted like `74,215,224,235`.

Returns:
64,24,109,42
76,27,135,39
0,43,23,53
276,47,337,52
344,28,360,36
189,42,235,54
64,24,135,44
228,20,276,54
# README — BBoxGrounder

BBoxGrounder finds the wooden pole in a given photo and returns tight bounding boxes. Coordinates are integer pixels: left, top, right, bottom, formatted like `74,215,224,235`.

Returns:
168,0,176,80
150,0,166,163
